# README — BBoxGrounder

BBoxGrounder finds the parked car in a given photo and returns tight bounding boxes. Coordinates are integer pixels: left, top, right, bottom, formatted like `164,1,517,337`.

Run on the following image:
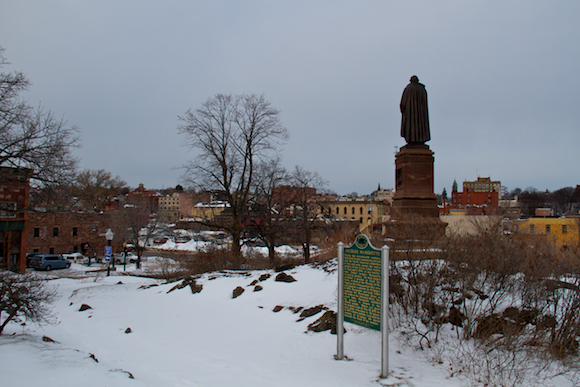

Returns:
29,254,71,271
113,252,139,264
62,252,89,264
154,237,169,244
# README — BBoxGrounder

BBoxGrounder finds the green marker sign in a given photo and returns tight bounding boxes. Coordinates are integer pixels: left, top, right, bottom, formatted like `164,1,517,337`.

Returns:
343,234,382,330
337,234,390,377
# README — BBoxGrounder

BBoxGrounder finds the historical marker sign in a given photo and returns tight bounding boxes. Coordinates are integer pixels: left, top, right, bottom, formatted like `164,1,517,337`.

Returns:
337,234,390,378
343,234,382,330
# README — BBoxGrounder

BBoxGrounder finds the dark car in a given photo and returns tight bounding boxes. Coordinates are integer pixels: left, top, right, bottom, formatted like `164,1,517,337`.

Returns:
29,254,71,271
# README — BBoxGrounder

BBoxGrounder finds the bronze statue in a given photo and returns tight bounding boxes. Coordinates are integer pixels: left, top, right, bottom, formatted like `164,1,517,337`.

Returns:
400,75,430,144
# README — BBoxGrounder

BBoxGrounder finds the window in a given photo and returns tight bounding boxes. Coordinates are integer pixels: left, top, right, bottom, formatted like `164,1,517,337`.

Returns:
343,208,347,215
53,228,59,237
49,247,54,254
563,224,568,234
33,248,39,253
93,226,97,232
73,245,78,252
72,227,78,237
546,225,551,233
351,208,355,215
336,207,339,215
34,228,40,238
359,207,363,215
0,202,17,218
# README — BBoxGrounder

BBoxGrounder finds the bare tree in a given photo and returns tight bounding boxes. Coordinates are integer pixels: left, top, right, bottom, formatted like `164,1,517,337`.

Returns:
287,166,327,264
178,94,288,266
113,203,154,269
0,47,79,187
0,272,57,334
72,169,127,212
250,157,288,263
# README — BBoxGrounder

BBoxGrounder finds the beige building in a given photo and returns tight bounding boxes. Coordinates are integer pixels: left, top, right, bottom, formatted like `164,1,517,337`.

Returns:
320,199,389,235
158,192,196,222
190,201,229,221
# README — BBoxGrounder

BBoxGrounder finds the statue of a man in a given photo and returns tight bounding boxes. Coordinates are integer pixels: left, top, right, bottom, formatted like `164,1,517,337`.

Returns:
400,75,430,144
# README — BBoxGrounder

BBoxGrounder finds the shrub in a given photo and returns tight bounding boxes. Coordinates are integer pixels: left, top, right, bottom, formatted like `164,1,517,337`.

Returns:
0,271,57,334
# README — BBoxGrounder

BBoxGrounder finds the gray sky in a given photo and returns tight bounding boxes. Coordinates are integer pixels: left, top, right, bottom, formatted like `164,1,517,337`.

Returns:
2,1,579,196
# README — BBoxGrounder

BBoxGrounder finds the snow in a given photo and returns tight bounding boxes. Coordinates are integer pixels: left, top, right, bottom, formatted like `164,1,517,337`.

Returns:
1,261,574,386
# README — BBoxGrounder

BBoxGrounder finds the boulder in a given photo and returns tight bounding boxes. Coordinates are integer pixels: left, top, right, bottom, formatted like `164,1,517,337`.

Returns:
253,285,263,292
275,272,296,283
79,304,92,312
308,311,341,334
259,274,271,282
232,286,245,298
299,305,325,319
273,305,284,312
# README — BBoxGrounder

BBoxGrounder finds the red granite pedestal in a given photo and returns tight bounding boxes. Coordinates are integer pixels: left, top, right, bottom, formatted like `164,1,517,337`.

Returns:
391,144,439,219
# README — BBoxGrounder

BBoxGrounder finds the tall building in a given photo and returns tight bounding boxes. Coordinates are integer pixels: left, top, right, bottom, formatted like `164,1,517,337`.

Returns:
0,167,33,273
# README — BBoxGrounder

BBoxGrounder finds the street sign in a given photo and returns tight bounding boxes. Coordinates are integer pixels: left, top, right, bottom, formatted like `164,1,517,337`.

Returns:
104,245,112,262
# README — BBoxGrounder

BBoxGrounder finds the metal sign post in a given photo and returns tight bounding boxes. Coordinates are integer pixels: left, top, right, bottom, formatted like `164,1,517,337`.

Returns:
336,235,390,378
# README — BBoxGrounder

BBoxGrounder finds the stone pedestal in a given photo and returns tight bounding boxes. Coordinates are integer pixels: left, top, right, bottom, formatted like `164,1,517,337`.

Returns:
391,144,439,219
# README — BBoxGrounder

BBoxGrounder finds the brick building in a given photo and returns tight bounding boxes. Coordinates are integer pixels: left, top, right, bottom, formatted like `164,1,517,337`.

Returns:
443,177,501,215
27,212,124,259
0,167,33,273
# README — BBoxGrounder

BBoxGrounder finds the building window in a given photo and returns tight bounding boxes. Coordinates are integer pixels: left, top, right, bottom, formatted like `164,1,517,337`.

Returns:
33,248,39,253
93,226,97,232
73,245,78,252
351,208,355,215
34,228,40,238
546,225,551,233
344,208,347,215
49,247,54,254
0,202,17,218
53,228,59,237
72,227,78,237
359,207,363,215
336,207,339,215
563,224,568,234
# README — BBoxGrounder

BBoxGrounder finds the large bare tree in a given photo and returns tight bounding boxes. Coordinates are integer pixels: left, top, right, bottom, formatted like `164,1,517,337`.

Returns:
0,47,79,187
178,94,288,266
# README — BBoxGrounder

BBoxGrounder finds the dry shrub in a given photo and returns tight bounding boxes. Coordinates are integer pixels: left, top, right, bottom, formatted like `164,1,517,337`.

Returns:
388,214,580,385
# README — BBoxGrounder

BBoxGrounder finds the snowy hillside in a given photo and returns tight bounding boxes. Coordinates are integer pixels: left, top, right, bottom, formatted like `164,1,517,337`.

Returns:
1,262,575,386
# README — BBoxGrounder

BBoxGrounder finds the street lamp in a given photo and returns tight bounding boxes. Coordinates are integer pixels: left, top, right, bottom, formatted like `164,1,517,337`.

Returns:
105,228,114,276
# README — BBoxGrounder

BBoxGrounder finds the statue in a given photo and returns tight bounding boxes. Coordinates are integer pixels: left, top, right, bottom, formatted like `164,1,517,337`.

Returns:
400,75,430,145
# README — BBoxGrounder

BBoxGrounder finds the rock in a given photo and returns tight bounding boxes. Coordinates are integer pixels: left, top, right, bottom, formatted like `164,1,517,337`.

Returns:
79,304,92,312
89,353,99,363
232,286,245,298
167,278,203,294
299,305,325,318
273,305,284,312
125,327,132,334
308,311,342,334
249,279,259,286
253,285,263,292
275,272,296,283
42,335,56,343
259,274,271,282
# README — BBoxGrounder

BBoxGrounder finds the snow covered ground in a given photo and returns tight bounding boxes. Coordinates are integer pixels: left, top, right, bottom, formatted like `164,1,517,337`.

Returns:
1,261,575,386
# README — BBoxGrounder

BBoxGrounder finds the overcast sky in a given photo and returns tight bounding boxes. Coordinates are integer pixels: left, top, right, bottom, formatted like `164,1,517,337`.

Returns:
2,1,579,196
